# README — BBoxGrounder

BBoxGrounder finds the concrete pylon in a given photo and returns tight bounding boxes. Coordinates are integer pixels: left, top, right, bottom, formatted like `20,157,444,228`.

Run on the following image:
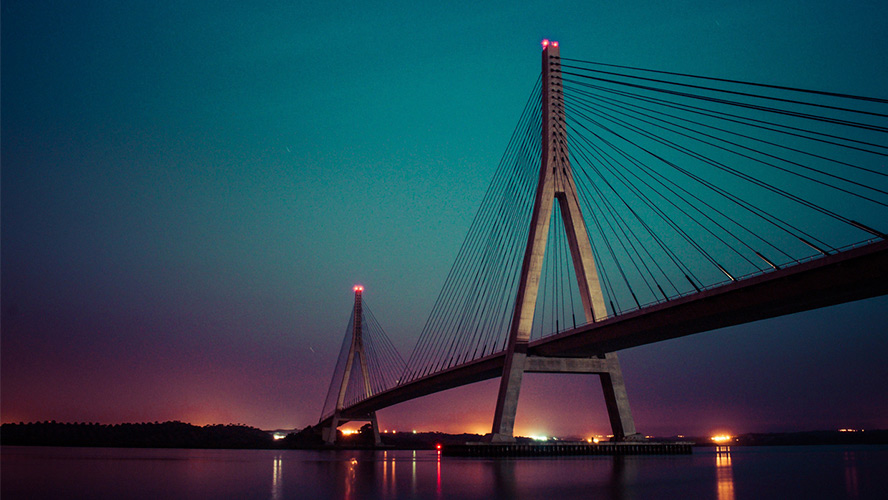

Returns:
321,286,382,446
490,41,640,442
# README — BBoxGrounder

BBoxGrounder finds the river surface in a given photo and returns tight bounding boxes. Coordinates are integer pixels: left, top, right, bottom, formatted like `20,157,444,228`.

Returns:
2,444,886,499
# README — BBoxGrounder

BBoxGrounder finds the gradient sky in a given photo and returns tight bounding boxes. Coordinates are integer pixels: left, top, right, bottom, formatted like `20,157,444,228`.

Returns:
3,0,887,437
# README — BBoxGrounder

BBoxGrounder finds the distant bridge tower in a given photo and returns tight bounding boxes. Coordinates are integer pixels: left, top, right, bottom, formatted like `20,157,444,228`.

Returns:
490,40,641,442
321,286,382,445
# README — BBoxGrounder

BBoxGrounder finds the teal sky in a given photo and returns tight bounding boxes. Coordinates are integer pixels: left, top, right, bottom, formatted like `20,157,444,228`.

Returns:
3,1,887,435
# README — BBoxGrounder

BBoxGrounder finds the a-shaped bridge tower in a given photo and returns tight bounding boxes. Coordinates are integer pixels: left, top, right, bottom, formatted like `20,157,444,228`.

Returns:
319,286,404,445
491,40,639,442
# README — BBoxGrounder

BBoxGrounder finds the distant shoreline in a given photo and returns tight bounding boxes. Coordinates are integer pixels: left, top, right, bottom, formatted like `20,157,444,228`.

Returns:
2,421,886,450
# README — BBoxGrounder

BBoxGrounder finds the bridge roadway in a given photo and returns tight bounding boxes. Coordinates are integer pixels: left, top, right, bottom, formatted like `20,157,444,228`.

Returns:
320,239,888,428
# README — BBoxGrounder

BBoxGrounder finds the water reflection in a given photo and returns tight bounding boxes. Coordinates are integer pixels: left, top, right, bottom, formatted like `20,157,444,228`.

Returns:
844,451,859,499
382,451,389,497
271,455,282,500
391,454,396,496
715,445,734,500
491,458,518,499
381,449,399,498
436,450,442,497
344,456,358,500
412,450,417,495
6,446,886,499
485,451,640,499
609,456,638,500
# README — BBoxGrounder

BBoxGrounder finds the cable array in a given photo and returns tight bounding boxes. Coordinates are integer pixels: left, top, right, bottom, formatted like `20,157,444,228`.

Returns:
554,57,887,321
400,77,542,383
319,299,406,420
397,57,886,382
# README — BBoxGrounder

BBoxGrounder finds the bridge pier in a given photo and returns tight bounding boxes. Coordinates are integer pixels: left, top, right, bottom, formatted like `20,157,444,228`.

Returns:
322,411,382,446
490,345,527,442
598,353,640,440
491,351,639,442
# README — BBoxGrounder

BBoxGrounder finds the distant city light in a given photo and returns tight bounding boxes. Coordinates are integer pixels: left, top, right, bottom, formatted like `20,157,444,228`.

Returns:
586,437,600,444
273,433,286,440
711,434,733,443
412,430,417,434
838,428,864,432
436,444,442,450
531,435,548,441
341,429,358,436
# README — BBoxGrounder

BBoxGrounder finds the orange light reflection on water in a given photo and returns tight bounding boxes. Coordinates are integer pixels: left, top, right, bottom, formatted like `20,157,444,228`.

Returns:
715,445,734,500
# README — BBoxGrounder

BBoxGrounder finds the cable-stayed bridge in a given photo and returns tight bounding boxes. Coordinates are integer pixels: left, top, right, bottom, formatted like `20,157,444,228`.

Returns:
318,41,888,444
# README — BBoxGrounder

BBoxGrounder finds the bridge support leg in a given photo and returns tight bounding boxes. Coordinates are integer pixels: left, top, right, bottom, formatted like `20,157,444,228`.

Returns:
368,412,382,446
322,414,341,444
490,346,527,442
598,353,639,441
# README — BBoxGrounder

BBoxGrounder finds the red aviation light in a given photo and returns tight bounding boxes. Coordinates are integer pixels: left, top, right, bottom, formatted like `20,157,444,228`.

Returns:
552,41,559,47
541,39,549,48
353,285,364,292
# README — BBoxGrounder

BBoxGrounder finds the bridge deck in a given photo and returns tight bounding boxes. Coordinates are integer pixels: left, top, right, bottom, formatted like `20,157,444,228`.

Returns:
321,239,888,428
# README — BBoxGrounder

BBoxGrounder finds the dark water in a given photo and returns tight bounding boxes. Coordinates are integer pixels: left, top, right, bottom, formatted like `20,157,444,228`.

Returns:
2,445,886,499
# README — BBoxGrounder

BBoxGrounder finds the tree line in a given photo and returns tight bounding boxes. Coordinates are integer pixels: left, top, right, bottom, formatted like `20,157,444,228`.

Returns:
1,421,275,449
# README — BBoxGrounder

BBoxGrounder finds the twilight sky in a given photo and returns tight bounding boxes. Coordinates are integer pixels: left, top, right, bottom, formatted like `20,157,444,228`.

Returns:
3,0,887,437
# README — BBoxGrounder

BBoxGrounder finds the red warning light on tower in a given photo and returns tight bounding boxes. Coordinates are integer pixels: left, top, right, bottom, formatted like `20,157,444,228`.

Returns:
353,285,364,292
541,39,549,48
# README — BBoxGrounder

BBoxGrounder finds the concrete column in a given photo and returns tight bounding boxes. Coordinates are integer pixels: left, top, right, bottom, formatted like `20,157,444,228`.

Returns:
490,345,527,442
323,414,340,444
599,353,638,440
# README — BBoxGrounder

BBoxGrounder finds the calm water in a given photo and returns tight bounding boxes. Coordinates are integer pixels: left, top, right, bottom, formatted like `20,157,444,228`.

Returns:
2,445,886,499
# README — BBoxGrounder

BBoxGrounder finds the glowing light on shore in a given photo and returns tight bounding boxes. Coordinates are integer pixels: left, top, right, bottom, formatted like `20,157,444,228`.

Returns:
711,434,733,443
341,429,358,436
531,435,548,441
